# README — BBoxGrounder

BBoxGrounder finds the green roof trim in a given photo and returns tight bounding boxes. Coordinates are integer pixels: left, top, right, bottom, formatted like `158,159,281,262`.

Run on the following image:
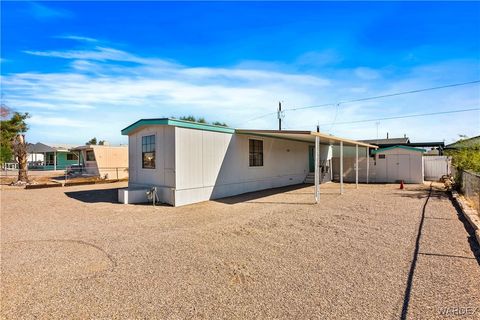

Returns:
236,131,314,144
372,145,426,154
121,118,235,135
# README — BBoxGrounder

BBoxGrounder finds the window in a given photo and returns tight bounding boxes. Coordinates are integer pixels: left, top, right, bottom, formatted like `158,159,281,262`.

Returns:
378,154,386,159
66,153,78,161
46,153,54,165
142,135,156,169
86,150,95,161
249,139,263,167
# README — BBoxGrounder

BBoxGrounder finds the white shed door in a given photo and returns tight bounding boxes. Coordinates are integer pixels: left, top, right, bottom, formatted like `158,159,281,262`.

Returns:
387,154,410,182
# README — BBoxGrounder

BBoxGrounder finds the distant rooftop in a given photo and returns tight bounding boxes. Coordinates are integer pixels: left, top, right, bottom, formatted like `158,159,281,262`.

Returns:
360,137,410,145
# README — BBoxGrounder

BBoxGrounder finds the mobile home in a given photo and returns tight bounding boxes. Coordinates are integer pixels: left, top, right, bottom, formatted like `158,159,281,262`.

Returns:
119,118,377,206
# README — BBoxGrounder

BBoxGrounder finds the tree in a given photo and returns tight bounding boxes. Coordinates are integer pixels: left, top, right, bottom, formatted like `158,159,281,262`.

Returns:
13,134,28,182
98,140,106,145
0,105,13,163
86,137,97,145
179,115,196,122
178,116,227,126
445,143,480,174
0,108,30,182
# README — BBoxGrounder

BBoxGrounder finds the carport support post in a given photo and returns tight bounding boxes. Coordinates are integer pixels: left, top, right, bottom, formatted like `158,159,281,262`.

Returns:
340,141,344,194
366,147,370,184
355,144,359,189
314,135,320,203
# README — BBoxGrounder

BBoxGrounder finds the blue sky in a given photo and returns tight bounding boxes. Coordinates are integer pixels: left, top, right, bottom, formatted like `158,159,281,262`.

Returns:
1,1,479,145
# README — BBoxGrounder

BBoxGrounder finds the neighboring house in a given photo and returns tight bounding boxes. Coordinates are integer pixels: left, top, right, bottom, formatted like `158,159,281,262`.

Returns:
360,136,444,154
445,135,480,150
71,144,129,179
361,137,411,147
372,146,425,184
119,118,377,206
27,142,81,170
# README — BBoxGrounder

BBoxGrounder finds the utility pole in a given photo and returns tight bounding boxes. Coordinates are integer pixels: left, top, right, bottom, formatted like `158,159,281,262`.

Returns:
278,101,282,130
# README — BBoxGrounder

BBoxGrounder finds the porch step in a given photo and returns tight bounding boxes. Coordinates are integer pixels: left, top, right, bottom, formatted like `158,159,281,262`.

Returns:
304,172,315,184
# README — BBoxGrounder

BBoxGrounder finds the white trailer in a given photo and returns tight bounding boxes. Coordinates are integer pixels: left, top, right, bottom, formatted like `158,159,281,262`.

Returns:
120,118,377,206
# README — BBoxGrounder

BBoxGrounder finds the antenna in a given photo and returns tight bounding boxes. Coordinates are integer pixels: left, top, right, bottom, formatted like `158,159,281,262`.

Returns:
278,101,282,130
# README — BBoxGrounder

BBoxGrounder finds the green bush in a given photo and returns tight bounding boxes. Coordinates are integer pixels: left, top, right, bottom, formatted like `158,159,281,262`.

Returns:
445,143,480,173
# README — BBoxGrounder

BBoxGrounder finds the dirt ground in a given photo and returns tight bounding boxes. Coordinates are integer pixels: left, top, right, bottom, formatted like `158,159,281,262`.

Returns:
1,182,479,319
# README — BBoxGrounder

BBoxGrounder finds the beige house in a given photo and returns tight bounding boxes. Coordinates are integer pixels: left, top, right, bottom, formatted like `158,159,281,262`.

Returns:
71,145,129,180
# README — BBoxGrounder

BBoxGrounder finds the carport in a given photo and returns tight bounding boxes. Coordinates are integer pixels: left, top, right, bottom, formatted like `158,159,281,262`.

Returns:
235,130,379,203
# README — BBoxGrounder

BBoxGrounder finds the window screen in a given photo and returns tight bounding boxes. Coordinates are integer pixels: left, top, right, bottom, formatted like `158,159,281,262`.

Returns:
142,135,156,169
66,153,78,161
86,150,95,161
249,139,263,167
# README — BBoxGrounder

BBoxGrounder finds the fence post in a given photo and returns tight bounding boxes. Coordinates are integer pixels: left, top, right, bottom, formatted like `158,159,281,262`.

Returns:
116,168,118,180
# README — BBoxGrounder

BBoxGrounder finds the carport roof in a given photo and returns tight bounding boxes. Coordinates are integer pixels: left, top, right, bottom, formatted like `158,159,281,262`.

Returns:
236,130,378,148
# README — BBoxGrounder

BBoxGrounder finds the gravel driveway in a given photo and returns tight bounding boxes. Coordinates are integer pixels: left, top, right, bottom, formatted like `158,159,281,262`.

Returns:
1,182,479,319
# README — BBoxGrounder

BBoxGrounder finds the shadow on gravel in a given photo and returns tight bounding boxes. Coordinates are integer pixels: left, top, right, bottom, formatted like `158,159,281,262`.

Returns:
215,184,310,205
398,190,449,200
65,188,120,204
450,194,480,266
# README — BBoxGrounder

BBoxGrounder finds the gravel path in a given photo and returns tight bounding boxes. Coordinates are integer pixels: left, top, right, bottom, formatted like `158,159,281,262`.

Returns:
1,182,479,319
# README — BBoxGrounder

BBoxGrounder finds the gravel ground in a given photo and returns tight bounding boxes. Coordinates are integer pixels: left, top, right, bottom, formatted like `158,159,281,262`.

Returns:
1,182,479,319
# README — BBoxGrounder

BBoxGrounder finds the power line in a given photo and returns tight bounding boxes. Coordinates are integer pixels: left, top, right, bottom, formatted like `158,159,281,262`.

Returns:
243,80,480,123
318,107,480,126
288,80,480,111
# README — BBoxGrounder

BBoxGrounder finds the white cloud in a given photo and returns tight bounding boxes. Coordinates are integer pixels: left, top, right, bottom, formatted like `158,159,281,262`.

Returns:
24,46,144,63
296,50,343,67
28,2,72,20
4,43,480,145
56,35,99,43
354,67,381,80
28,115,88,128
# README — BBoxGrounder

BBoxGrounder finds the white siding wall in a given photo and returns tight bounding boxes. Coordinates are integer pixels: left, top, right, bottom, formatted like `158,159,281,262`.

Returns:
332,157,375,182
128,125,176,204
331,145,373,182
174,127,309,206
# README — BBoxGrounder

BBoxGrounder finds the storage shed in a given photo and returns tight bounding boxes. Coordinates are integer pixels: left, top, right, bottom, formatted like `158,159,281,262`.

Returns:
372,146,425,184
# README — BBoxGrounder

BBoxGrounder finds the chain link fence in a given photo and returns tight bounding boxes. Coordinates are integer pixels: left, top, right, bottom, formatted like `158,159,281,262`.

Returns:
452,166,480,215
65,166,129,181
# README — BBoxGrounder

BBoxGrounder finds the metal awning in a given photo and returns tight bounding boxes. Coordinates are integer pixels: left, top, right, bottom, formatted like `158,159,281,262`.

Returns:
235,130,379,149
236,129,377,204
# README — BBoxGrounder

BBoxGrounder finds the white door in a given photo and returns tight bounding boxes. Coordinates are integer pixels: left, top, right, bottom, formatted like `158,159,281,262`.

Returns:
387,154,410,182
397,154,410,182
386,155,398,182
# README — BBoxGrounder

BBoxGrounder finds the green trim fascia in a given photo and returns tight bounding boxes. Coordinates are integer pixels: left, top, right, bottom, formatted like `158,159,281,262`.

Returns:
372,145,426,154
121,118,235,135
236,132,315,145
